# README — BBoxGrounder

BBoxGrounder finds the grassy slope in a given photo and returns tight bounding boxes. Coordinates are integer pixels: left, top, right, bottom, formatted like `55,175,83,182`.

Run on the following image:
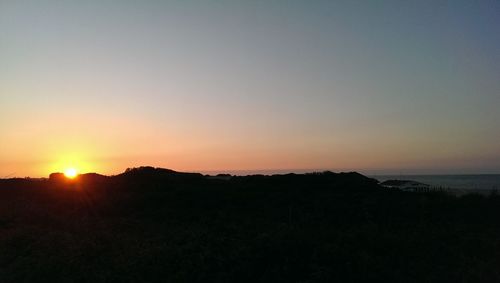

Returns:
1,177,500,282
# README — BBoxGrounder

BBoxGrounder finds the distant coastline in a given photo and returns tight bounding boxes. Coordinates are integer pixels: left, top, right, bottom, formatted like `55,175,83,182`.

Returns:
373,174,500,191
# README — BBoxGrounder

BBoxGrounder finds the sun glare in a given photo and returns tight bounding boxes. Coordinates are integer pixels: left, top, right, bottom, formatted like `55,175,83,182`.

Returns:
64,168,78,179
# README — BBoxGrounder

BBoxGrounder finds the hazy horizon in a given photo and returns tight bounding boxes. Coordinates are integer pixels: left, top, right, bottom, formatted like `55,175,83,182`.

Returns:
5,166,500,179
1,0,499,177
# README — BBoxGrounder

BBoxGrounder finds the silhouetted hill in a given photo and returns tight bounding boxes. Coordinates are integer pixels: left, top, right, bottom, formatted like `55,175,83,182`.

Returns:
107,167,380,192
115,166,204,183
231,171,379,191
47,172,109,186
49,172,66,182
3,167,500,282
79,172,109,183
119,166,178,177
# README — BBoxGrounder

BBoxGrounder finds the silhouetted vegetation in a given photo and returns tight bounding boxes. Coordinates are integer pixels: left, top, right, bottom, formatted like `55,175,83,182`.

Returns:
1,167,500,282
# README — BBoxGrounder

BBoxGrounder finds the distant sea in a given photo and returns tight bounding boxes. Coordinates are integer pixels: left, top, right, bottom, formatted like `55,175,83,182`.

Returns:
372,175,500,191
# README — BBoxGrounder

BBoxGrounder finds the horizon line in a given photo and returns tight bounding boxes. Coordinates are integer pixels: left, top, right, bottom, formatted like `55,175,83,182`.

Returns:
3,166,500,179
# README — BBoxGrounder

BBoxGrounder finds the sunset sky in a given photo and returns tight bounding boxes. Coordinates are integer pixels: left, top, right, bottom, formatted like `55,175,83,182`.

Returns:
1,0,499,177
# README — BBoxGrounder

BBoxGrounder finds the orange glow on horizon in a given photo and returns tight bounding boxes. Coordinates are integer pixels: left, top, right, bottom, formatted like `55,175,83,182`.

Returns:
64,168,78,179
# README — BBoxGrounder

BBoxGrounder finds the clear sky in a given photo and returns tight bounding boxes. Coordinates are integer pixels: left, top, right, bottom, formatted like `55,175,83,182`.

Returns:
1,0,499,177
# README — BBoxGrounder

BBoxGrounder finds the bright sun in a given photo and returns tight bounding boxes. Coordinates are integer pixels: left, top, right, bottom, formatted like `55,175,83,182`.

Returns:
64,168,78,179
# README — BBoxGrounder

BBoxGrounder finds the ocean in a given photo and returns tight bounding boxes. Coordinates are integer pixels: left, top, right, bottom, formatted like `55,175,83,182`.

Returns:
372,175,500,191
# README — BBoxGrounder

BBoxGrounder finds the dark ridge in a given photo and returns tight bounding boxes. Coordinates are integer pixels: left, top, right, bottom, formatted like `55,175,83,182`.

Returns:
107,166,207,191
78,173,109,183
109,167,381,192
48,172,66,181
115,166,205,182
17,166,382,192
48,172,108,183
230,171,380,191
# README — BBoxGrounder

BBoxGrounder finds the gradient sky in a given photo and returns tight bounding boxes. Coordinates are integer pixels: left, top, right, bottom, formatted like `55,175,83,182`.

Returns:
1,0,499,177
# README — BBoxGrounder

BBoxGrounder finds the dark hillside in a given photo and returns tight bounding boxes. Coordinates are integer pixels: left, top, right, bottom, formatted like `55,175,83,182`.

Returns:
1,168,499,282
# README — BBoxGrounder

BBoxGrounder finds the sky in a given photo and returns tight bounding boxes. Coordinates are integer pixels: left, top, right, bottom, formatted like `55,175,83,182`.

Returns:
1,0,499,177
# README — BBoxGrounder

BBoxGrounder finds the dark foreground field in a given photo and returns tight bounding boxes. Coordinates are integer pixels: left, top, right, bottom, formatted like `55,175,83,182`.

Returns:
1,167,500,282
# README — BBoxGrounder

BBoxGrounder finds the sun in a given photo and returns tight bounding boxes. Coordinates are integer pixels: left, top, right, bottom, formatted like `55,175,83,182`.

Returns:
64,168,78,179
